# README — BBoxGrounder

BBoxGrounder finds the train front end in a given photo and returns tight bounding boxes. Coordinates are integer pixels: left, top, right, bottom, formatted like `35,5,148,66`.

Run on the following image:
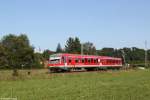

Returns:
48,54,62,72
48,53,68,72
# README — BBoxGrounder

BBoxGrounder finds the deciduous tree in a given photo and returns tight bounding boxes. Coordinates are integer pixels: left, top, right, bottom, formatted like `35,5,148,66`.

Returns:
0,34,35,69
83,42,96,55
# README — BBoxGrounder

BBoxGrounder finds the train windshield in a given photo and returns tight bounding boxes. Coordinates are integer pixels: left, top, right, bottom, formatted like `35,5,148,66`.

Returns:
49,54,61,64
50,59,60,64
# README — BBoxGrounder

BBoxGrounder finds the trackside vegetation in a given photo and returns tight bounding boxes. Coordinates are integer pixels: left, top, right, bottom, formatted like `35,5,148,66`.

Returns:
0,69,150,100
0,34,150,70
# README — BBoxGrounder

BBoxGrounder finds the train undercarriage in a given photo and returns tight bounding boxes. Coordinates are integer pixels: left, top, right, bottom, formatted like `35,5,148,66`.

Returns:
49,66,122,73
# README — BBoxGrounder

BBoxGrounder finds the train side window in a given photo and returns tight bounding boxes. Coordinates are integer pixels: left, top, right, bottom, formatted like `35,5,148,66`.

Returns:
88,58,91,63
75,58,79,63
94,59,96,63
68,58,72,63
82,59,85,63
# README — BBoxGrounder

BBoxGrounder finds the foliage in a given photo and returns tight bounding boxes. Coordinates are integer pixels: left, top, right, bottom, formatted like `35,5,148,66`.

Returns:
0,43,8,69
83,42,96,55
42,49,55,60
32,53,44,68
148,50,150,61
65,37,81,54
97,48,116,56
97,47,150,66
0,34,38,69
0,34,150,69
56,43,63,53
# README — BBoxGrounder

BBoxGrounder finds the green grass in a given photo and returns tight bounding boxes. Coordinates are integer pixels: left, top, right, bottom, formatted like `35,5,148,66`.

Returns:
0,69,150,100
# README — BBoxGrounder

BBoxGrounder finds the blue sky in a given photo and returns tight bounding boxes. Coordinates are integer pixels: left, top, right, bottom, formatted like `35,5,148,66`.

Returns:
0,0,150,51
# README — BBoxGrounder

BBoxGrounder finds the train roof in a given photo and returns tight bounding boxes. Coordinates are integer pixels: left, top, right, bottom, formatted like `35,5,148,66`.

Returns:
50,53,122,60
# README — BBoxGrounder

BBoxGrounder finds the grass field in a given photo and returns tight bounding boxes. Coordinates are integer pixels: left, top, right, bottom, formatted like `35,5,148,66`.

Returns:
0,69,150,100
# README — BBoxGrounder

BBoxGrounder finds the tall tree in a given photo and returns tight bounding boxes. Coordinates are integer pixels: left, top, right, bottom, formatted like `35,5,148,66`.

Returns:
74,37,81,54
1,34,35,69
83,42,96,55
56,43,63,53
65,37,74,53
65,37,81,54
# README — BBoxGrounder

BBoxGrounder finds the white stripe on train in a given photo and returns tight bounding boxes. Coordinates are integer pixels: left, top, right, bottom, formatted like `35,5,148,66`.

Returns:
49,64,122,68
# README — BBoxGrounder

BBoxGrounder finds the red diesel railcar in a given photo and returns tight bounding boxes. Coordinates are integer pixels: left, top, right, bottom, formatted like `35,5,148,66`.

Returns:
48,53,122,72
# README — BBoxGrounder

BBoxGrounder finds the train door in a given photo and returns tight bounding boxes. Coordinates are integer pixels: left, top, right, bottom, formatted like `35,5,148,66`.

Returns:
68,57,72,65
62,56,67,67
98,58,101,66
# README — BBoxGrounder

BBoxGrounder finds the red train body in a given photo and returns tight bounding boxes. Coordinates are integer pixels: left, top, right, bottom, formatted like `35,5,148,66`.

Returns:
48,53,122,72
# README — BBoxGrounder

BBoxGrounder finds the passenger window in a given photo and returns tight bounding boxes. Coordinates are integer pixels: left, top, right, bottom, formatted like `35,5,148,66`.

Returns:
88,59,91,63
69,59,72,63
82,59,84,63
75,58,79,63
94,59,96,63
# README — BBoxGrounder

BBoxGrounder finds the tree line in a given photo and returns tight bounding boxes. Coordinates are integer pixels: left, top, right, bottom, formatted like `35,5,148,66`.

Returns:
54,37,150,66
0,34,150,69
